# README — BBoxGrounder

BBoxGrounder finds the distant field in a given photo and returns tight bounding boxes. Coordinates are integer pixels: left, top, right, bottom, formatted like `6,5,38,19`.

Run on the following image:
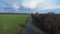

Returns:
0,14,29,34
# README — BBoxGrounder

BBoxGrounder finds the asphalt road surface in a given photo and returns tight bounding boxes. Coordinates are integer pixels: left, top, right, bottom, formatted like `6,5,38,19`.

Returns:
23,16,37,34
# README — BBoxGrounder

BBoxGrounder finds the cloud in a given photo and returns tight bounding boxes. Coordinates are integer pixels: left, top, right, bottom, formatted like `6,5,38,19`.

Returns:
22,0,60,10
0,0,21,8
37,3,60,10
12,3,20,13
12,3,19,10
22,0,45,9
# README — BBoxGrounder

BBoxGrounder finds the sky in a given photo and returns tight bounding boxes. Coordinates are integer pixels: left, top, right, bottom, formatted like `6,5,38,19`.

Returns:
0,0,60,13
22,0,60,9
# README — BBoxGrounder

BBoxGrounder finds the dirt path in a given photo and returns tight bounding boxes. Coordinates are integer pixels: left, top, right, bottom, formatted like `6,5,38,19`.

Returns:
22,16,37,34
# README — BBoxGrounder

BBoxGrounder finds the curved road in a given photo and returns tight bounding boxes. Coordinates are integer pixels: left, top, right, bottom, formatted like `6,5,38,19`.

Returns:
23,15,37,34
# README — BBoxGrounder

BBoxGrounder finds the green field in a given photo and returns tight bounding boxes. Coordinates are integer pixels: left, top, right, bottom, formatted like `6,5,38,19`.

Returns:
0,14,29,34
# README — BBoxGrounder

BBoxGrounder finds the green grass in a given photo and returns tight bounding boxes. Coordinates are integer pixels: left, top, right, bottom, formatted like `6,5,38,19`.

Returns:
32,17,41,34
0,14,29,34
35,27,41,34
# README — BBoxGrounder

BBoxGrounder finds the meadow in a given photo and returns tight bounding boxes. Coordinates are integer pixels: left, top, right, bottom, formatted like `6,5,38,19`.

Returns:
0,14,29,34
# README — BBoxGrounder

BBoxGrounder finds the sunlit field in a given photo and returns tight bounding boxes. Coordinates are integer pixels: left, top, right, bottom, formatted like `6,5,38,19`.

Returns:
0,14,29,34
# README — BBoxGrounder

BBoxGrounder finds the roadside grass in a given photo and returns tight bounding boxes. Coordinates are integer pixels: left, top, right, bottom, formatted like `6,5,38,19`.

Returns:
32,17,41,34
0,14,29,34
35,27,41,34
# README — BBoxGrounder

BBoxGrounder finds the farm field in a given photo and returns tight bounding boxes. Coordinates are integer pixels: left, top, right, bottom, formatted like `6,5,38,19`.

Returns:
0,14,29,34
